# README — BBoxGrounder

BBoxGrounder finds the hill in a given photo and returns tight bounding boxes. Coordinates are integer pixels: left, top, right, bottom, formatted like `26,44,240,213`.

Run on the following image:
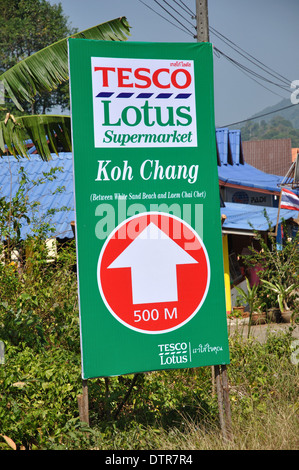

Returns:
239,115,299,146
248,98,299,128
230,98,299,146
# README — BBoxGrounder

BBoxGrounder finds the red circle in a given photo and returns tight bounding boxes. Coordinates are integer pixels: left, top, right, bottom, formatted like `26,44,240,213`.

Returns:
98,213,210,333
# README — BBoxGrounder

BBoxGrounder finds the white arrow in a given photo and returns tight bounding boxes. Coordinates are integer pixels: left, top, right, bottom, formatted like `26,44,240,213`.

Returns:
108,222,198,304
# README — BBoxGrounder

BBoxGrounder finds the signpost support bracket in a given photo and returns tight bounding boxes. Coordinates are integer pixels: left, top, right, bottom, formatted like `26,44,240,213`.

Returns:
214,364,232,441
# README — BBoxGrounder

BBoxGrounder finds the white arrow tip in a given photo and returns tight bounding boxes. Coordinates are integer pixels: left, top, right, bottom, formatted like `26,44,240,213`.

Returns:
139,222,168,240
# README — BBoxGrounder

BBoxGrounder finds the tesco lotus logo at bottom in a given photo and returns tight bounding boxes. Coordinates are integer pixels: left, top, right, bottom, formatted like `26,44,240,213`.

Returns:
91,56,197,148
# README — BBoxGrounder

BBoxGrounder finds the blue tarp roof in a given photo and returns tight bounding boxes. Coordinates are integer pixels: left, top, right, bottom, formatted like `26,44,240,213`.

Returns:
221,202,296,232
216,128,287,193
218,162,285,193
217,128,298,229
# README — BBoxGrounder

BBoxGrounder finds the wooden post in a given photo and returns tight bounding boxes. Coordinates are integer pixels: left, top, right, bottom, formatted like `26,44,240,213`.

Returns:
214,365,226,436
77,379,89,426
221,364,232,440
214,364,232,441
211,365,216,396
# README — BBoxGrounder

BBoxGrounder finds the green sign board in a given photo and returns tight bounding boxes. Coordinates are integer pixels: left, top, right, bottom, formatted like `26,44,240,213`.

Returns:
68,39,230,379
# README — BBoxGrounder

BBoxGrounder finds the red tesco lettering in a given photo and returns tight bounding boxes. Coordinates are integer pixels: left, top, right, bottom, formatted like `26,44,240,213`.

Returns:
94,66,192,89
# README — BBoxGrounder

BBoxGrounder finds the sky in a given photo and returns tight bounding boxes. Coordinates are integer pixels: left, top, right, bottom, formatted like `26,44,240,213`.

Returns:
49,0,299,128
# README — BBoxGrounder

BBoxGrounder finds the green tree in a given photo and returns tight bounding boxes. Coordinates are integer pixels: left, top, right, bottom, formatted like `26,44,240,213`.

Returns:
240,115,299,146
0,9,130,159
0,0,77,115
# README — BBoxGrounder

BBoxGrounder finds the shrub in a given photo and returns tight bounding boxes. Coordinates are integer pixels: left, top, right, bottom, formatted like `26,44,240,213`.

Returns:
0,344,82,449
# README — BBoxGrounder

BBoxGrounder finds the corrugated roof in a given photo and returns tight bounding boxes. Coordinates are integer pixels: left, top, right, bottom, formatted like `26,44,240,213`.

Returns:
221,202,296,232
0,153,75,239
216,128,244,166
218,162,285,193
216,128,289,194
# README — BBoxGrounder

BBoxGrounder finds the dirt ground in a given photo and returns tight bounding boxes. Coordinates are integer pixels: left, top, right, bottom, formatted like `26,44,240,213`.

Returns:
227,317,299,343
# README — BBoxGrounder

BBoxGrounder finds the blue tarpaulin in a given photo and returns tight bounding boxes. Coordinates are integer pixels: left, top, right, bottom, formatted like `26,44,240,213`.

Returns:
221,202,297,232
216,128,287,193
218,162,285,193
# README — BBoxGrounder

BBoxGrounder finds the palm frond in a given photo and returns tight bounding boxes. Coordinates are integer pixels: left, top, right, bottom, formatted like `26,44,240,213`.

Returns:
0,17,131,110
0,114,71,161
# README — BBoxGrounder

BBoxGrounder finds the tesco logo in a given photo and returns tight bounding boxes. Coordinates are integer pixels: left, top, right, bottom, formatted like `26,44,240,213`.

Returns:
94,66,192,89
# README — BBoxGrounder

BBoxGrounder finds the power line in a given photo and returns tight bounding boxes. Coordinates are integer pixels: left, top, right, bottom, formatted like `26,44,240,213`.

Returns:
179,0,195,17
153,0,193,35
212,42,288,99
209,26,291,86
214,47,290,93
219,57,287,100
211,27,291,86
220,103,299,128
155,1,290,91
173,0,194,18
136,0,193,37
136,1,292,100
161,0,195,29
134,1,297,131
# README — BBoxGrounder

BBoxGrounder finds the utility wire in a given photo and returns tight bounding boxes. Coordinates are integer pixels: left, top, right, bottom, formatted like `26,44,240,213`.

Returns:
213,48,287,100
221,103,299,128
136,0,293,110
179,0,195,16
214,47,290,93
219,58,287,100
175,1,291,87
153,0,193,35
136,0,193,37
173,0,194,18
158,1,291,92
161,0,195,29
210,26,291,86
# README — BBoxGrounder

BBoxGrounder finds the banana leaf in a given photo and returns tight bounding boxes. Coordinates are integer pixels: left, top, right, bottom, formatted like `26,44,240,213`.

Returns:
0,114,71,161
0,17,131,111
